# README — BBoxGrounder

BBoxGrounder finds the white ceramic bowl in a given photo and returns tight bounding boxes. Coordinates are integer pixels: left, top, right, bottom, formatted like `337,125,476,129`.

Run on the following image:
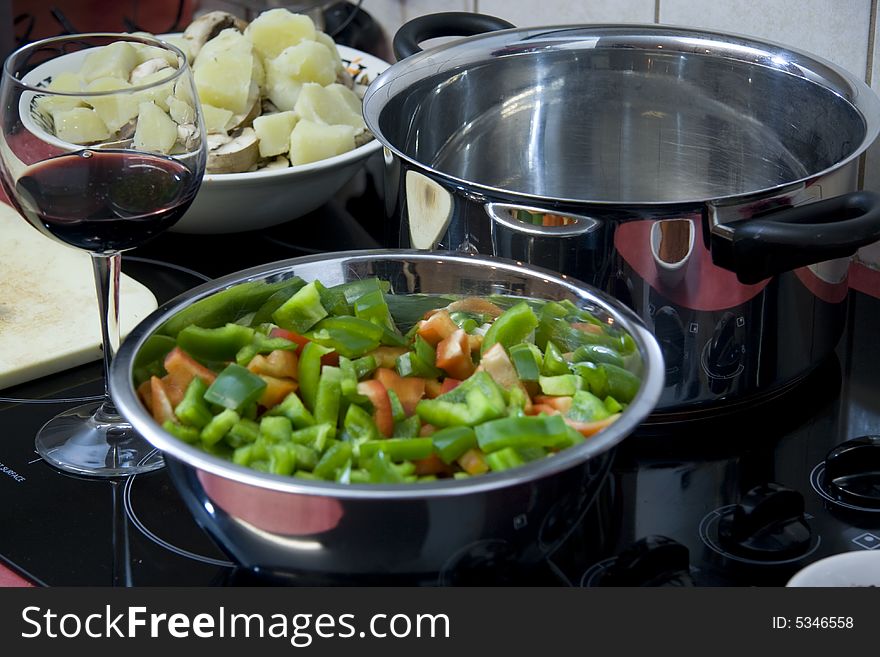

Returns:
787,550,880,587
22,40,390,234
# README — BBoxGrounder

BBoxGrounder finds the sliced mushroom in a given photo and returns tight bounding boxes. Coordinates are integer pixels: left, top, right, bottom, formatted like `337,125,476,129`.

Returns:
183,11,248,58
177,123,199,149
261,156,290,170
354,130,374,148
336,68,355,89
207,127,259,173
130,58,172,84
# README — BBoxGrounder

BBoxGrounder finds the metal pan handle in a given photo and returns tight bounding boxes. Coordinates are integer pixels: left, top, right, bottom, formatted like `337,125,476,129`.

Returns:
393,12,515,60
709,191,880,284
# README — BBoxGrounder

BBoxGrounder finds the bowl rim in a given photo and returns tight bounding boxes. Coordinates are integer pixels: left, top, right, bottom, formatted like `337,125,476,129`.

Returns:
786,550,880,586
110,250,665,500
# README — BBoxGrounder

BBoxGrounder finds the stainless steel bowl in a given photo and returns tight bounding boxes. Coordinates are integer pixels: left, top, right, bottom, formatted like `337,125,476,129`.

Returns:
110,250,664,579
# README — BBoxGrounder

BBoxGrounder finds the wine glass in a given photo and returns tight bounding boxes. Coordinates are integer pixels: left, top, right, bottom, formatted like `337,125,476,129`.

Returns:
0,34,206,477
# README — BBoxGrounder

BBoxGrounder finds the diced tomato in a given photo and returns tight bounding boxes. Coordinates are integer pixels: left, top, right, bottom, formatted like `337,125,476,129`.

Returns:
357,379,394,437
413,453,455,476
457,448,489,475
164,347,217,386
374,367,425,415
137,379,153,409
268,328,337,365
534,395,573,414
368,346,407,369
416,310,458,346
445,297,503,318
149,376,176,424
248,349,299,379
440,378,462,394
564,413,621,437
572,322,604,335
526,404,560,416
436,328,475,380
424,378,444,399
257,375,298,409
419,423,437,437
268,327,310,354
160,373,188,407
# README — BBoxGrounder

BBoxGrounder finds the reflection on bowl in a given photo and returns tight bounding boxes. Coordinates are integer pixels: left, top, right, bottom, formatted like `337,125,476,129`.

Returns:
650,218,695,287
787,550,880,587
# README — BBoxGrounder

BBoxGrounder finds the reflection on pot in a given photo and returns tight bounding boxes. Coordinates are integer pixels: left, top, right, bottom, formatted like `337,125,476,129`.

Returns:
650,218,695,288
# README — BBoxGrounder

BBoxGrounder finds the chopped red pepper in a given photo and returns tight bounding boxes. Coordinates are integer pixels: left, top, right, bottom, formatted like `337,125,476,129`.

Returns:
374,367,425,415
564,413,621,436
149,376,176,425
257,375,298,409
268,328,338,366
357,379,394,437
416,310,458,346
436,328,475,380
440,378,462,394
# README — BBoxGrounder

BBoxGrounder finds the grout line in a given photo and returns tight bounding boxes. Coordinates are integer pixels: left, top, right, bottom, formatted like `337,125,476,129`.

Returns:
867,0,878,87
859,0,877,190
654,0,661,23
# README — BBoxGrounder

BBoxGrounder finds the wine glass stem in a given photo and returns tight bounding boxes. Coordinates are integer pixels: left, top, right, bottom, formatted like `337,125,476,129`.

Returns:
90,251,122,416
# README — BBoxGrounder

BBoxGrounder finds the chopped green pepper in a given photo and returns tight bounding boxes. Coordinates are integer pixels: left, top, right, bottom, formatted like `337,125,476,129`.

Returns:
393,415,421,438
481,301,539,355
359,438,433,464
343,403,379,442
289,424,334,451
204,364,267,412
260,415,293,443
567,390,611,423
509,343,543,381
266,391,315,429
571,344,625,368
538,374,584,396
226,418,260,447
314,366,343,436
200,409,240,446
352,354,377,379
431,426,477,464
486,446,526,472
298,342,334,412
386,389,406,423
174,377,213,429
313,441,352,480
542,341,569,376
475,414,575,452
176,323,255,362
272,281,328,333
309,316,383,358
368,450,404,483
162,420,200,444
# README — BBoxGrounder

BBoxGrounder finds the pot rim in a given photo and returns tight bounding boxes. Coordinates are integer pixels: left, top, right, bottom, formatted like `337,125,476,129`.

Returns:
363,23,880,207
110,249,665,500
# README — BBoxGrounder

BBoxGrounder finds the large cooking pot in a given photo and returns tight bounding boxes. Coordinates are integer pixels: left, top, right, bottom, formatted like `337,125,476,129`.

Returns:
363,14,880,416
110,251,664,580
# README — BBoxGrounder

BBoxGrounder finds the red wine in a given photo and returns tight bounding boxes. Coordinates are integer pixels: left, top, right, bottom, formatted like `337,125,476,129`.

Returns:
13,149,199,252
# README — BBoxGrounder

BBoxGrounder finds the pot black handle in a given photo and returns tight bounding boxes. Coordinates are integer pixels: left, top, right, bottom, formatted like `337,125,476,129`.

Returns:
393,12,515,60
710,191,880,285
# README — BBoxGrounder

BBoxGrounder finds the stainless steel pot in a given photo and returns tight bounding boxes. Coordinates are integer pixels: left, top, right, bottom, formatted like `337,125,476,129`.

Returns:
109,251,663,579
363,14,880,416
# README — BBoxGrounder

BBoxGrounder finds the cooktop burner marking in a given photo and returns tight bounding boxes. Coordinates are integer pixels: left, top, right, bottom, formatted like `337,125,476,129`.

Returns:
124,256,212,282
699,505,822,565
123,467,234,568
809,463,880,513
579,557,616,587
851,532,880,550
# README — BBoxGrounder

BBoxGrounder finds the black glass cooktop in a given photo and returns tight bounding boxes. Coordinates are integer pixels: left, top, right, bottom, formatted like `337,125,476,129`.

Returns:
2,163,879,586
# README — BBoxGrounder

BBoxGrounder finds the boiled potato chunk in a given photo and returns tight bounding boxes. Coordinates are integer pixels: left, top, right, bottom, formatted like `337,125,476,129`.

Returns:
201,103,234,133
314,31,344,72
162,35,195,63
132,42,179,68
245,8,316,60
167,96,195,124
79,41,139,83
53,107,111,144
194,29,254,114
36,72,86,115
289,120,355,165
265,40,336,110
86,77,140,132
253,110,298,157
133,101,178,154
134,69,175,111
294,83,365,131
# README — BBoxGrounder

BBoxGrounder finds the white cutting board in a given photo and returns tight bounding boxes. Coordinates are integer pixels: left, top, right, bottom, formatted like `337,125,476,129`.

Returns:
0,204,158,391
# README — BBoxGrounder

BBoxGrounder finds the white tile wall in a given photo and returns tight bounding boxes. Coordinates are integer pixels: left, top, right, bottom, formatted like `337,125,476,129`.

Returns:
362,0,880,267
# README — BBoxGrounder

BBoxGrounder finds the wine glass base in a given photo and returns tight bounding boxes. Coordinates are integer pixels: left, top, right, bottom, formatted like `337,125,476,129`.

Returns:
35,401,164,477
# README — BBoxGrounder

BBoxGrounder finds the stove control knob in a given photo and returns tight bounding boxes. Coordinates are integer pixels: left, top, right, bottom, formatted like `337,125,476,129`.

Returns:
705,312,743,378
824,435,880,509
718,483,811,560
599,536,694,586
